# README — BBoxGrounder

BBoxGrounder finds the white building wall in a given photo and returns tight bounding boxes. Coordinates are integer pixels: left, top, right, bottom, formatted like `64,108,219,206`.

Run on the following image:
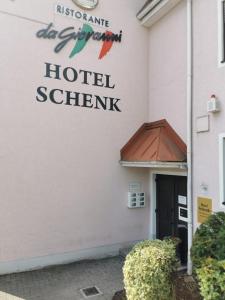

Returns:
148,1,187,141
3,0,224,274
0,0,150,273
146,0,225,231
192,0,225,228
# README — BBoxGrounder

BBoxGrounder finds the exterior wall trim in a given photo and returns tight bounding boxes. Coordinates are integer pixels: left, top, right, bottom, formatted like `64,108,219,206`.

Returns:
218,0,225,67
120,161,187,169
219,133,225,209
137,0,163,20
137,0,182,28
0,241,138,275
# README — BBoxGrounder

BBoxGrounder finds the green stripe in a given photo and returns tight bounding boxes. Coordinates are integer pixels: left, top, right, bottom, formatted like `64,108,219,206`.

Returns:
69,24,93,58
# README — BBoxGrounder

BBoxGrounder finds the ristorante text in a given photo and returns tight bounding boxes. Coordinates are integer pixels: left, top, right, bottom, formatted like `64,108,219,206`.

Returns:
36,63,121,112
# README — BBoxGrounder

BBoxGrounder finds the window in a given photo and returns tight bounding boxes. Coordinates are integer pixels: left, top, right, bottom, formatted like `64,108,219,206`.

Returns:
218,0,225,66
219,133,225,207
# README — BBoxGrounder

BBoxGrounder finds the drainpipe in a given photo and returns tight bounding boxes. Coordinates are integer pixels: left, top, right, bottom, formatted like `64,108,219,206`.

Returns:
187,0,193,275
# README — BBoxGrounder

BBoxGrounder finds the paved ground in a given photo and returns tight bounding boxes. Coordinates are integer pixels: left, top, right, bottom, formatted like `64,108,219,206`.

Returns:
0,257,124,300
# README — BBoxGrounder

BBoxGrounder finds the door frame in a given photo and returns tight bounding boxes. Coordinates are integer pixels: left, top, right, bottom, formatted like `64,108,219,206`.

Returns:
149,169,188,241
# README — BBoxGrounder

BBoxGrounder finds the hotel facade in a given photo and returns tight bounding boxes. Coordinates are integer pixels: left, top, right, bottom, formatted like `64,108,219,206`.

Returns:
0,0,225,275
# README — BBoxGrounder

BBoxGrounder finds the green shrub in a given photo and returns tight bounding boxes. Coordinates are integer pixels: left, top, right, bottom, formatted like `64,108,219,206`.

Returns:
197,258,225,300
191,212,225,271
123,239,177,300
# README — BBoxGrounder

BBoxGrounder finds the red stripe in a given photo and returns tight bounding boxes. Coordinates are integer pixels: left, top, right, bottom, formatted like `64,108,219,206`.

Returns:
98,31,114,60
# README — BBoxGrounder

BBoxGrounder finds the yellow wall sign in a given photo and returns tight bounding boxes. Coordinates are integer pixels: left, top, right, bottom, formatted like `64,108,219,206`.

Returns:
197,197,212,224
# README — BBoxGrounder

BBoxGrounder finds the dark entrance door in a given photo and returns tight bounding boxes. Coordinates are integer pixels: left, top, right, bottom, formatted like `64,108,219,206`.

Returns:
156,174,188,264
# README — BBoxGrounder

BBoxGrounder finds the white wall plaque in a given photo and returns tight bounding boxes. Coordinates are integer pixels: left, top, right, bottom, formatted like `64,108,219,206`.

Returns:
129,182,141,193
196,115,209,133
178,195,187,206
178,207,189,222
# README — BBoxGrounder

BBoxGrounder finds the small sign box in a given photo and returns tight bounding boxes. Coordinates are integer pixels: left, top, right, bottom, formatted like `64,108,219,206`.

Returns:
197,197,212,224
178,195,187,206
178,207,188,222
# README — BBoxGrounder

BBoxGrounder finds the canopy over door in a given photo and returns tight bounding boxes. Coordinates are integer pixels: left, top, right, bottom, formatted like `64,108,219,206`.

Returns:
120,119,186,163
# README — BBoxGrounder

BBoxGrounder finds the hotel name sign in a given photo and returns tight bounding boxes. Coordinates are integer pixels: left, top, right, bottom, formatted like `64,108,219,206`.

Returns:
36,63,121,112
35,3,122,113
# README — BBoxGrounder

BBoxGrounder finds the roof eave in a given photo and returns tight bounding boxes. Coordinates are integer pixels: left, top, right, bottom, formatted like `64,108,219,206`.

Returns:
137,0,182,28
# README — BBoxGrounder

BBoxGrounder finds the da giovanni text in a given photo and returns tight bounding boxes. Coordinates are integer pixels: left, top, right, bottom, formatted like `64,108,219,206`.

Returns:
36,63,121,112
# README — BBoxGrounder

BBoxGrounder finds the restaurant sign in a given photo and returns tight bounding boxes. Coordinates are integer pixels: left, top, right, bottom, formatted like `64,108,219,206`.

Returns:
35,3,122,112
36,22,122,60
55,4,109,28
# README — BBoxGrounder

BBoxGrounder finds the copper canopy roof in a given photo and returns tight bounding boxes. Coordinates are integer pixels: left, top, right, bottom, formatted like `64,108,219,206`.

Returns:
121,120,187,162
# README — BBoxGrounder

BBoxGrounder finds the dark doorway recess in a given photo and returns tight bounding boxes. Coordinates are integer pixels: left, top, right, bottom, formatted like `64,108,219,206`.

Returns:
156,174,188,265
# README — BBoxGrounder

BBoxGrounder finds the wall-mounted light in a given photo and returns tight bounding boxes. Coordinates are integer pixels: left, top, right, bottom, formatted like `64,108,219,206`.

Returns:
72,0,99,10
207,94,221,113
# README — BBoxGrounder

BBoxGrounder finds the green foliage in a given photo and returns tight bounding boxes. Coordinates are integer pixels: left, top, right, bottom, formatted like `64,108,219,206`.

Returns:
191,212,225,270
191,212,225,300
123,239,177,300
197,258,225,300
